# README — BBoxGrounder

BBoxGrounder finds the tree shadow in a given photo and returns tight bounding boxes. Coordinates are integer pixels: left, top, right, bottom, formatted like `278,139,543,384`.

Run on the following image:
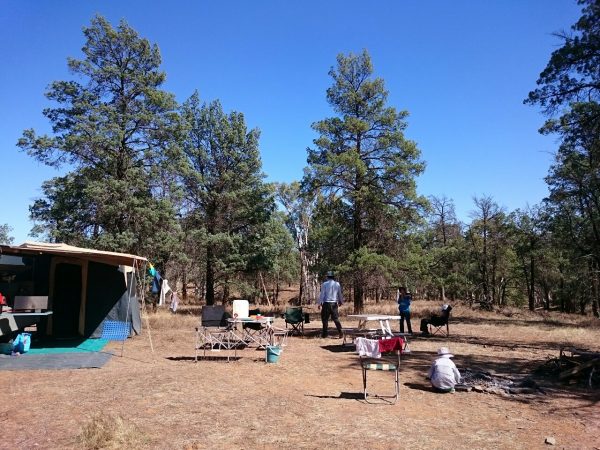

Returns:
453,315,593,330
420,330,597,355
166,355,242,362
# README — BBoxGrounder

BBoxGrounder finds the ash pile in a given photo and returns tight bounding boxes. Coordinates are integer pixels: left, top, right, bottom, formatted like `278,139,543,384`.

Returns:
456,369,544,395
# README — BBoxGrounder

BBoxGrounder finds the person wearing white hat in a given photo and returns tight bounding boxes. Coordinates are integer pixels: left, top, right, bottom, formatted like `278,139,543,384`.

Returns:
427,347,462,393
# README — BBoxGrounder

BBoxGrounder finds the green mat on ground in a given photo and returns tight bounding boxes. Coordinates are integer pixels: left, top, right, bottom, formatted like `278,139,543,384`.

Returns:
28,338,109,354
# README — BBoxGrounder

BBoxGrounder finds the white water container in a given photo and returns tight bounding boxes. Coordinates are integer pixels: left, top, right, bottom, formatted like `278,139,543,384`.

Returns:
232,299,249,318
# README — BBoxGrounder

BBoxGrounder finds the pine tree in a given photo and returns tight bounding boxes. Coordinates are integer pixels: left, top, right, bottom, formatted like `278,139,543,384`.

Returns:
304,50,426,312
178,92,273,304
17,15,180,262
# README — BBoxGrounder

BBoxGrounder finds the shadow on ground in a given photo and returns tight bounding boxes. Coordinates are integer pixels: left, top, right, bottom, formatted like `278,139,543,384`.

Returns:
304,392,364,401
452,315,597,330
320,344,356,353
166,355,242,362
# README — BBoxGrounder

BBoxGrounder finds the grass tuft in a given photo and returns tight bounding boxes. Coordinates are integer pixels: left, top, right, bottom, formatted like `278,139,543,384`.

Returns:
76,412,147,450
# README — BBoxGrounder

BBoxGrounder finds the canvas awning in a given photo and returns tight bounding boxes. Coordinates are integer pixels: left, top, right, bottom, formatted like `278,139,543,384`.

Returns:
0,242,147,267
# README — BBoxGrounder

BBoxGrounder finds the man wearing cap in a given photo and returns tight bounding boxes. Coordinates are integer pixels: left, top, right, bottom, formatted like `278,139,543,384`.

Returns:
318,271,344,338
427,347,462,393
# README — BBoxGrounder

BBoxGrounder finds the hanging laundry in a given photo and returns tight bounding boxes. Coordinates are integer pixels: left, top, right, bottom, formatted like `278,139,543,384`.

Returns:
159,278,172,306
354,337,381,358
148,262,157,277
151,270,162,294
170,292,180,313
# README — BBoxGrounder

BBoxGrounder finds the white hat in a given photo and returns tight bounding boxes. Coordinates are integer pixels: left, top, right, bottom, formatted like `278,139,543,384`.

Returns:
437,347,454,358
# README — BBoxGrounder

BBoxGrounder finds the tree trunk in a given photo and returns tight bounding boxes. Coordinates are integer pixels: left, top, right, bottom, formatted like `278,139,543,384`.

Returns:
205,245,215,305
528,254,536,311
353,278,363,313
259,272,271,306
592,259,600,318
222,281,229,304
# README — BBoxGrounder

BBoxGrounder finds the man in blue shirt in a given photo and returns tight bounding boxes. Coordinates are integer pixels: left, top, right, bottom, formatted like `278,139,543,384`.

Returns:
318,271,344,338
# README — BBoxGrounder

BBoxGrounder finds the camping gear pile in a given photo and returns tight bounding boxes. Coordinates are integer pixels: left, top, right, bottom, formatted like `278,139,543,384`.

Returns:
0,332,31,355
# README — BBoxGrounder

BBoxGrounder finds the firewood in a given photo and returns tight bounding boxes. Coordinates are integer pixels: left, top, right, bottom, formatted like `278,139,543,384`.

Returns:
559,358,600,380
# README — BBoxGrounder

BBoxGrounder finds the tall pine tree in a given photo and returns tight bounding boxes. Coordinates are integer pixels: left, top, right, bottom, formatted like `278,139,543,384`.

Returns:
304,50,426,312
178,92,273,304
18,15,180,262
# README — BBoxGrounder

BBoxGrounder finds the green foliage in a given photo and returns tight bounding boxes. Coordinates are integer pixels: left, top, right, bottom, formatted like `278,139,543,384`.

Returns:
0,224,14,245
178,92,274,303
526,1,600,317
526,0,600,114
304,50,426,311
17,15,181,265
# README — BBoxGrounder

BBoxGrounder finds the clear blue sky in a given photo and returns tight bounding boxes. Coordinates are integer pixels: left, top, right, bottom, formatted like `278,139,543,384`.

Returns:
1,1,581,244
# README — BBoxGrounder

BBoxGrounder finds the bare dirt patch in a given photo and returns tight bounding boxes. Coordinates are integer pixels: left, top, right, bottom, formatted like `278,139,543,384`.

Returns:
1,301,599,449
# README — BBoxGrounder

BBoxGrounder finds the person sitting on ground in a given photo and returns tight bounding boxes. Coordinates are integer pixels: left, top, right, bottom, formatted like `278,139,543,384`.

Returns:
420,304,452,335
427,347,461,393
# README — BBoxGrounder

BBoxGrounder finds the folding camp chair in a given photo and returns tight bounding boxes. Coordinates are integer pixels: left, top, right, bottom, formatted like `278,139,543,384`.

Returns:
270,324,289,349
195,305,238,361
355,336,403,404
428,305,452,337
243,308,266,333
101,320,132,357
284,306,304,336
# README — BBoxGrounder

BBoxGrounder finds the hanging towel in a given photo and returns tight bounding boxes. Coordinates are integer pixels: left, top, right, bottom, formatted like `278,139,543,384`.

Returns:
159,279,172,306
378,337,405,353
354,337,381,358
170,292,180,313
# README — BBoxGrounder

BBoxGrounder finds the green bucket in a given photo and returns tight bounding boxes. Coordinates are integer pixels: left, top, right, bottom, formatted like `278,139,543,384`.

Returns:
266,345,281,363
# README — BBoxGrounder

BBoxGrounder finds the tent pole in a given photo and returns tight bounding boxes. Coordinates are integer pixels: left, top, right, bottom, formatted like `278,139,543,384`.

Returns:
120,257,136,357
139,260,155,359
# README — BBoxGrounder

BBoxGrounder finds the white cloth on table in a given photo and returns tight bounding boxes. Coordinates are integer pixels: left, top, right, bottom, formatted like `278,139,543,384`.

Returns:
354,337,381,358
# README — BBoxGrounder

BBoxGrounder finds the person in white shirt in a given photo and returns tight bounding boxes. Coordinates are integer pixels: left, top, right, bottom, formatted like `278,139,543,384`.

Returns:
318,271,344,338
427,347,461,393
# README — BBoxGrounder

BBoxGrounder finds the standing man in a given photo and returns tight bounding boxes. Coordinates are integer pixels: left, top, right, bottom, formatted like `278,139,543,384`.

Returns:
318,271,344,338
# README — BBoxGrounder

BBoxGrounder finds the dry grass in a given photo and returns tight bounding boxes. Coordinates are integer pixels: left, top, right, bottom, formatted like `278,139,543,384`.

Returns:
76,413,148,450
1,292,599,449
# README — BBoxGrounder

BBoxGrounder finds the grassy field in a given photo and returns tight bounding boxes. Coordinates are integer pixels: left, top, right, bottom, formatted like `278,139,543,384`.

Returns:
1,297,599,449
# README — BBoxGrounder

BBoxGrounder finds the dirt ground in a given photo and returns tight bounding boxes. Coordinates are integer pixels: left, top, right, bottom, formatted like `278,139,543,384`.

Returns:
1,299,599,450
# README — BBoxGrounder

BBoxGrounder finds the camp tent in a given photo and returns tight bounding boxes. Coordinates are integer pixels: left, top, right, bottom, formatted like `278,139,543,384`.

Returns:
0,242,145,338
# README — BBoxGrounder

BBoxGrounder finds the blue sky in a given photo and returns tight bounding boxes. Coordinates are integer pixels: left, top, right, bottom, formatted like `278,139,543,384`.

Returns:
1,1,581,243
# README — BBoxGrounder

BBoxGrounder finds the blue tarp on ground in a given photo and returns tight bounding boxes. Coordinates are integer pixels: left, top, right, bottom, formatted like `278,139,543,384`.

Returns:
0,352,112,370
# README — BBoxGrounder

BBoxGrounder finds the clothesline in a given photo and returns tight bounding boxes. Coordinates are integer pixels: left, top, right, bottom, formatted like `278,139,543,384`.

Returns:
148,262,179,312
355,336,405,358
